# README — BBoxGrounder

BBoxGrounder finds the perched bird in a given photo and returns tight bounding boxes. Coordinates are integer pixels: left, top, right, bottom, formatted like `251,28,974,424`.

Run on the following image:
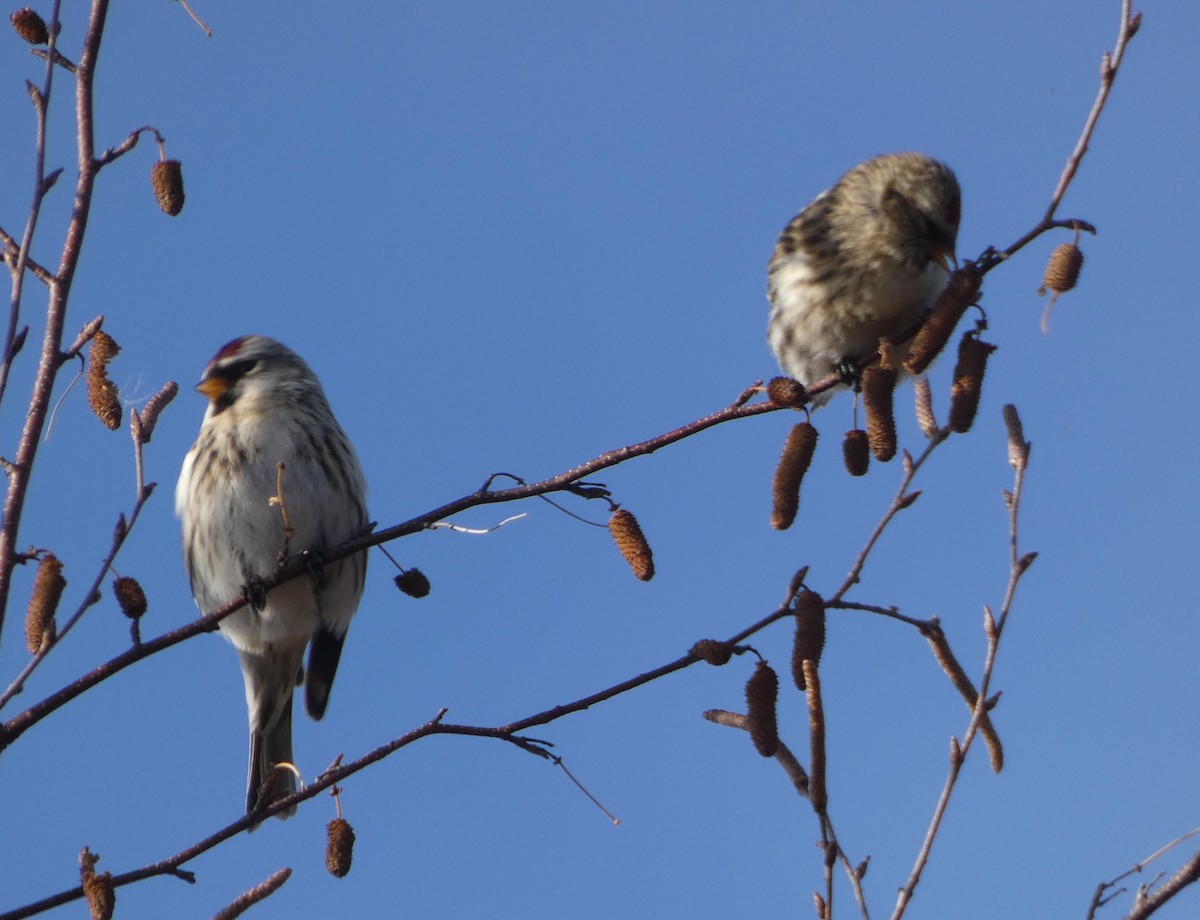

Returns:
767,152,961,403
176,335,368,821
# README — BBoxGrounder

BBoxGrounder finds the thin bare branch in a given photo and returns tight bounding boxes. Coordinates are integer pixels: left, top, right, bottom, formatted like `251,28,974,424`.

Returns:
210,868,292,920
890,413,1035,920
0,0,113,644
0,383,786,743
977,0,1140,272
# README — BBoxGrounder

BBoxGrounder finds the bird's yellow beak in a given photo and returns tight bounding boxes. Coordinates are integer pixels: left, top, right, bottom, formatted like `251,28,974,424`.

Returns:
931,243,959,274
196,376,229,402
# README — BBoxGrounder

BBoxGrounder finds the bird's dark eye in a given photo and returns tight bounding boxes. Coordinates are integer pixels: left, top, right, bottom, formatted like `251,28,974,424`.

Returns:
945,192,961,229
221,358,260,382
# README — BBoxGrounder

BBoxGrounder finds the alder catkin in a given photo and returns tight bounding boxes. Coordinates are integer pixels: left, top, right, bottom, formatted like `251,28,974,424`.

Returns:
83,874,115,920
841,429,869,477
87,331,122,431
903,265,982,375
913,376,940,438
151,159,185,216
113,576,147,619
861,365,898,461
745,660,780,757
325,818,356,878
10,8,48,44
393,568,431,598
765,376,808,409
609,509,654,581
1041,243,1084,294
80,850,115,920
690,639,732,666
25,553,65,653
791,589,826,691
770,421,818,530
947,334,996,434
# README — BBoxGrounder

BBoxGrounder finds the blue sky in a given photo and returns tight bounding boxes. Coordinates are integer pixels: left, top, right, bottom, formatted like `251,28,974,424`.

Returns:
1,2,1196,918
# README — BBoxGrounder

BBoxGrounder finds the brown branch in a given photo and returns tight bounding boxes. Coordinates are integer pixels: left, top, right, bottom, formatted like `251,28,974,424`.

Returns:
703,709,810,797
702,709,870,920
0,383,783,745
832,434,949,604
93,124,162,169
0,0,64,411
0,0,112,645
0,227,53,285
211,868,292,920
0,402,157,711
977,0,1140,272
919,620,1003,773
1086,829,1200,920
1125,851,1200,919
890,410,1035,920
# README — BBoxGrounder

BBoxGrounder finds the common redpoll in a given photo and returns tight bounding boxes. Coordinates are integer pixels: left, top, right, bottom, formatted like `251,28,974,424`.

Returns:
176,336,368,821
767,153,961,403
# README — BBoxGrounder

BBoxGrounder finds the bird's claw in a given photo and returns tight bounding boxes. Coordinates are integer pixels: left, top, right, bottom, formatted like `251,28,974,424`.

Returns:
242,576,268,612
834,358,861,389
302,549,330,590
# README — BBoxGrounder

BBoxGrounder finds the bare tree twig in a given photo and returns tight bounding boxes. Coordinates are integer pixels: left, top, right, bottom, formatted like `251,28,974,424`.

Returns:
210,868,292,920
0,383,785,742
977,0,1140,272
1125,850,1200,920
1086,828,1200,920
0,403,159,709
703,709,810,797
0,0,113,644
890,410,1034,920
832,435,948,604
0,0,64,409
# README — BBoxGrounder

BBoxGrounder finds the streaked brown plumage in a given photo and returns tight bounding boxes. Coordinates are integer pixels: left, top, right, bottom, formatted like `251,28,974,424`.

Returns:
767,153,961,404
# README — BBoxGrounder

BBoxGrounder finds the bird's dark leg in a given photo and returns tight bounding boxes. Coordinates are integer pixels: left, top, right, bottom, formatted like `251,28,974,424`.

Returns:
301,549,330,590
835,357,861,389
242,576,268,612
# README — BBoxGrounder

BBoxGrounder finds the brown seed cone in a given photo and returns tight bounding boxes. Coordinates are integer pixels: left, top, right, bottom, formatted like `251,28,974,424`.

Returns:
913,376,940,438
1041,243,1083,294
83,872,115,920
113,576,147,619
803,660,827,811
745,660,780,757
903,265,983,375
87,375,121,430
690,638,732,666
609,509,654,581
394,568,430,598
765,376,808,409
326,817,356,878
770,421,818,531
791,590,826,691
87,331,122,430
151,159,185,216
10,8,48,44
861,365,898,461
25,553,64,654
841,428,869,477
947,334,997,434
89,330,119,366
